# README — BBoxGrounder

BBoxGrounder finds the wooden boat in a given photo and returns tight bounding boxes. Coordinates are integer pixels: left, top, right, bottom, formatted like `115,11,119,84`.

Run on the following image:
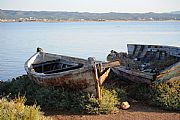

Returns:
25,48,120,99
107,44,180,84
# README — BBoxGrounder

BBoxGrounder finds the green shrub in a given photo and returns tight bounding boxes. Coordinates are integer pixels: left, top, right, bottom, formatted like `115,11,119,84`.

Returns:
128,84,151,101
0,80,12,97
35,87,84,111
80,93,100,114
81,88,127,114
99,89,119,114
0,75,128,114
35,87,125,114
0,96,49,120
0,75,41,104
150,64,180,111
128,81,180,111
150,81,180,111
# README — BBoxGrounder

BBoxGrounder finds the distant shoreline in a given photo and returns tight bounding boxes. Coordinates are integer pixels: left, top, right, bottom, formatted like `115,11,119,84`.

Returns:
1,20,180,23
1,9,180,23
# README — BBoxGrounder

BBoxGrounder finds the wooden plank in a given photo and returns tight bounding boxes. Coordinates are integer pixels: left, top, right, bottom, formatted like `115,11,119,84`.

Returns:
94,64,102,100
101,60,120,68
33,59,78,68
44,64,83,74
32,59,60,68
99,68,110,85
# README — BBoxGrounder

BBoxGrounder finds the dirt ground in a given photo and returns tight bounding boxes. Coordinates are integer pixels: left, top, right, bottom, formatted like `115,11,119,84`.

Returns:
46,102,180,120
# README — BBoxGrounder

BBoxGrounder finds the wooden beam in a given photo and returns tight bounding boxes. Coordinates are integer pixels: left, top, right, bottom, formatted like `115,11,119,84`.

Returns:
101,60,120,68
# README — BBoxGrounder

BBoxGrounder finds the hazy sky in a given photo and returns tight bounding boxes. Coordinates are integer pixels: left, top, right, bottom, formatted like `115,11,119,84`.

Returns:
0,0,180,13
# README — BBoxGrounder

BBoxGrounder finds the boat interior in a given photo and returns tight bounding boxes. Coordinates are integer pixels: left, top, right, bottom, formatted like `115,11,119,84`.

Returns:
32,59,84,74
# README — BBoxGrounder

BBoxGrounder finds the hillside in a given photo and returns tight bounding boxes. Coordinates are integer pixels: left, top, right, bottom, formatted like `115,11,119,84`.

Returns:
0,9,180,21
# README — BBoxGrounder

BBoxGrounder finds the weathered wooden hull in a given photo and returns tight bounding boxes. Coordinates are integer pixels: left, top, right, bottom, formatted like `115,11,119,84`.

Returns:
127,44,180,59
108,44,180,84
28,67,98,94
25,49,115,98
112,67,155,84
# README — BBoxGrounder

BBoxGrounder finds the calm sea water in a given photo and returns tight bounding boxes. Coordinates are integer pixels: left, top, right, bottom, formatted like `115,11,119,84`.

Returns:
0,21,180,80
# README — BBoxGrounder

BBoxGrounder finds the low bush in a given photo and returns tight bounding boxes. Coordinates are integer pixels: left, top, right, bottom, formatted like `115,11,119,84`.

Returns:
150,81,180,111
80,88,126,114
0,75,41,105
128,84,151,101
0,75,128,114
35,87,85,112
0,96,48,120
128,81,180,111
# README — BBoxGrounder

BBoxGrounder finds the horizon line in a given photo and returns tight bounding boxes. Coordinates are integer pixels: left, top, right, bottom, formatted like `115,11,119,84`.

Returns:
1,8,180,14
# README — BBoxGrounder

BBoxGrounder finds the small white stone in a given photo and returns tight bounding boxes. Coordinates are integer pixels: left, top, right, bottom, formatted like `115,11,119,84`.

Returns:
121,101,130,110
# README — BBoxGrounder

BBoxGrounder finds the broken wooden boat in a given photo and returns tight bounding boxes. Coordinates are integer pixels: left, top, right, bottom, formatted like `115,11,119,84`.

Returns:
107,44,180,84
25,48,120,99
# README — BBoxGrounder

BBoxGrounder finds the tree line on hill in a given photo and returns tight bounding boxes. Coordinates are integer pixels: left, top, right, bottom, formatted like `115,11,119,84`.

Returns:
0,9,180,21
